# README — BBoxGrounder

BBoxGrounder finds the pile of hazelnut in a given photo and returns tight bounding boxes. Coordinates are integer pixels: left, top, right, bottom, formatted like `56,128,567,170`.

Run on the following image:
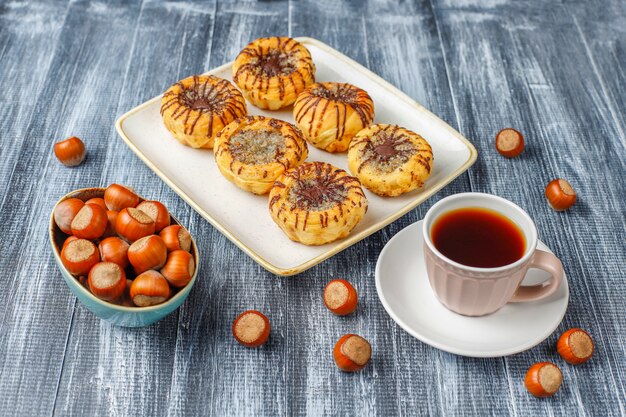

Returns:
54,184,195,307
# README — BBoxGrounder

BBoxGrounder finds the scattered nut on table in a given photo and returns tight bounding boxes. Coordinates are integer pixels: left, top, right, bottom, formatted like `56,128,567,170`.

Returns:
232,310,271,347
524,362,562,397
333,334,371,372
545,178,577,211
557,328,594,364
54,136,86,167
324,279,358,316
495,128,525,158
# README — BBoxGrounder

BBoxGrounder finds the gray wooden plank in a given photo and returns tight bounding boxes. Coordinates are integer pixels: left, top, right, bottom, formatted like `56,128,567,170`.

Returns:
568,1,626,148
289,1,475,416
289,2,397,415
431,0,626,415
0,0,69,311
164,2,292,416
0,0,624,416
52,1,219,416
0,0,69,210
0,1,145,415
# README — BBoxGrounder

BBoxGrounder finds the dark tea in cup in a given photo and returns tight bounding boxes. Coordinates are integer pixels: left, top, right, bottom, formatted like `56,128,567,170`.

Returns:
423,193,564,316
431,207,525,268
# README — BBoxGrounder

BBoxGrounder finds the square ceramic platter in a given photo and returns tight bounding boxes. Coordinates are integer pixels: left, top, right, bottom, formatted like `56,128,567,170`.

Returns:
116,37,477,276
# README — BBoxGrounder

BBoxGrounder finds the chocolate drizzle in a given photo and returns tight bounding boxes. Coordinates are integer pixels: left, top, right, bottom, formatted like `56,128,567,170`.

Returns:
290,166,351,211
233,37,315,102
270,162,366,232
311,84,357,102
294,82,374,144
256,50,295,76
353,125,432,174
289,178,346,211
161,75,247,137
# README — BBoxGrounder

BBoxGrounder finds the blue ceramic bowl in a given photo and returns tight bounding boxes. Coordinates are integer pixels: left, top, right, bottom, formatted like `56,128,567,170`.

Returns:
49,188,199,327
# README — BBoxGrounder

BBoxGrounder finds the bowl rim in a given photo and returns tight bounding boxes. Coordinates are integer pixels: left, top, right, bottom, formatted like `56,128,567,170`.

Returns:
49,187,200,313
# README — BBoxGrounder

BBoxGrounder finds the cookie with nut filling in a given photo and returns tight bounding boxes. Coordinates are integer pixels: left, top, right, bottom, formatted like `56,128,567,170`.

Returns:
214,116,308,195
293,82,374,153
160,75,247,149
232,37,315,110
269,162,368,245
348,124,433,197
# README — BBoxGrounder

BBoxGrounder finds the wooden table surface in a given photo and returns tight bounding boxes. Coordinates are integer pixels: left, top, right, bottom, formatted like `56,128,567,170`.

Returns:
1,0,624,416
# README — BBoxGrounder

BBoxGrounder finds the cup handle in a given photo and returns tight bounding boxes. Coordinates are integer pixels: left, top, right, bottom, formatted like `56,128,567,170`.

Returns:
510,249,564,302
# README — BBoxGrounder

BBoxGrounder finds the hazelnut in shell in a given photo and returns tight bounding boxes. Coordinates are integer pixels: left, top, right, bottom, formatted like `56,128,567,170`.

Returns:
545,179,576,211
324,279,358,316
130,270,171,307
557,328,594,364
85,197,107,210
98,237,130,269
87,262,126,301
159,225,192,253
54,136,86,167
333,334,371,372
160,249,195,288
495,128,524,158
115,207,155,242
61,238,100,276
524,362,562,397
54,198,85,234
104,184,139,211
232,310,270,347
70,203,108,240
136,201,170,232
128,235,167,275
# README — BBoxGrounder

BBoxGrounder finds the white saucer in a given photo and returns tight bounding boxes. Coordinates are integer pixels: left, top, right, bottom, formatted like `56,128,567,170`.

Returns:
375,221,569,357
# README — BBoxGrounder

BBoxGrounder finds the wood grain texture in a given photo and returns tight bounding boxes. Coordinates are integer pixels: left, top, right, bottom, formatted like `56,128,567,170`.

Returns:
289,2,475,416
432,0,626,415
166,3,291,416
53,1,214,416
0,0,624,416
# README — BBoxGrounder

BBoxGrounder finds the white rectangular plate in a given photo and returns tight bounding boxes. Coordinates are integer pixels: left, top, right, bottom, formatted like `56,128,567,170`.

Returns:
116,37,477,276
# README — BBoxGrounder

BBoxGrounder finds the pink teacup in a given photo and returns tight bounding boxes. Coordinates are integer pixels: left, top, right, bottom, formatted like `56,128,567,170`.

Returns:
423,193,564,316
